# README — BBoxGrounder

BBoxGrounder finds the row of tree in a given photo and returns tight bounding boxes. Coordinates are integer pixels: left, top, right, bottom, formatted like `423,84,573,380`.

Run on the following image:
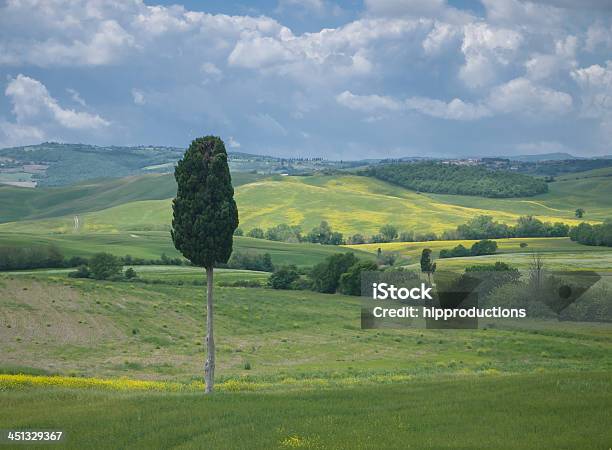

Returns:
267,252,377,296
236,220,344,245
569,220,612,247
439,240,498,258
235,215,575,247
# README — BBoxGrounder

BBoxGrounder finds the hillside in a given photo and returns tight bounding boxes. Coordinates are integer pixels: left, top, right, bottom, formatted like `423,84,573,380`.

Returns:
364,162,549,198
0,172,262,223
0,142,362,187
2,174,604,237
0,232,373,267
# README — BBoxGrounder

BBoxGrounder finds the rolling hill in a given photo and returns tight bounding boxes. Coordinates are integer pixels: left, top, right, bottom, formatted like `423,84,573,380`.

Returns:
2,173,606,237
0,172,262,223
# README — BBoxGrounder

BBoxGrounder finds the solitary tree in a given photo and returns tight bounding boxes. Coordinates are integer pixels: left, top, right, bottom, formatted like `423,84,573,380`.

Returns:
575,208,585,218
171,136,239,393
420,248,437,283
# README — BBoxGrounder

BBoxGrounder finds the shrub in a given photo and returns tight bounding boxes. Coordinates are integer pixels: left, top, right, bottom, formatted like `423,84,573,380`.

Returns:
470,239,498,256
68,265,91,278
268,265,300,289
310,252,358,293
339,260,378,296
89,253,123,280
124,267,138,279
246,228,265,239
228,252,274,272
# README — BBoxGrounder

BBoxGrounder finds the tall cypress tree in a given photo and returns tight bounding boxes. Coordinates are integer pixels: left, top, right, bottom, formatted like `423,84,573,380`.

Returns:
171,136,239,393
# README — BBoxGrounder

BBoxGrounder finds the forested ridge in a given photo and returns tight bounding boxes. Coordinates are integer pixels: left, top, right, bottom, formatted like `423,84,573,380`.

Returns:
363,162,548,198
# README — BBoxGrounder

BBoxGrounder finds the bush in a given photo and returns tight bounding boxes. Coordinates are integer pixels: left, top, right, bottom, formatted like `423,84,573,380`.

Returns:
124,267,138,279
68,265,90,278
234,227,244,236
310,253,358,293
268,265,300,289
305,221,344,245
265,224,302,242
439,244,470,258
89,253,123,280
570,220,612,247
228,252,274,272
246,228,265,239
347,234,366,245
339,260,378,296
470,239,498,256
0,245,65,271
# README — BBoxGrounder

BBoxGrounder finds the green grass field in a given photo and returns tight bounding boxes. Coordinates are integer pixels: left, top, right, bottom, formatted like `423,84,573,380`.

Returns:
0,231,373,267
1,168,611,448
2,273,610,381
2,372,610,449
2,174,606,236
1,271,610,448
348,237,612,271
0,172,262,224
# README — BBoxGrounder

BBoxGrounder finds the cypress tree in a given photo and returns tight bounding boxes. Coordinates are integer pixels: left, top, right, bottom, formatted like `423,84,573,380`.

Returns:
171,136,239,393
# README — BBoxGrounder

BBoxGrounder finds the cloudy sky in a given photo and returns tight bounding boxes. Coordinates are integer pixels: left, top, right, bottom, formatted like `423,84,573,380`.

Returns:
0,0,611,159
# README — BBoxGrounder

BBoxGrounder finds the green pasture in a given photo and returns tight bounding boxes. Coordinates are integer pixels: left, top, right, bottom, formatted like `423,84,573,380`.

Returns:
1,372,610,449
0,232,373,267
2,174,605,236
1,274,610,382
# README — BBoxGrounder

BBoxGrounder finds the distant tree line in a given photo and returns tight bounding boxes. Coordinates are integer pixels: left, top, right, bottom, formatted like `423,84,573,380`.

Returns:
236,215,573,248
439,239,498,258
569,220,612,247
363,161,548,198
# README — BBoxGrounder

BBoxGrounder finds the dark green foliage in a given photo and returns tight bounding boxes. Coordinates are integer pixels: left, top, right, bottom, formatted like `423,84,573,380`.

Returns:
234,228,244,236
379,224,398,242
0,245,64,270
306,221,344,245
519,242,528,248
470,239,498,256
420,249,436,280
247,228,265,239
455,215,569,239
171,136,239,268
570,220,612,247
348,234,366,244
575,208,585,218
310,252,358,293
68,265,91,278
364,162,548,198
439,244,470,258
124,267,137,279
457,216,511,239
265,224,302,242
339,260,378,296
89,253,122,280
268,265,300,289
228,252,274,272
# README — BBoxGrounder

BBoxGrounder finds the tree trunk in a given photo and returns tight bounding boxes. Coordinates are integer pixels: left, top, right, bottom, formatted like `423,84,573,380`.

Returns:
204,266,215,393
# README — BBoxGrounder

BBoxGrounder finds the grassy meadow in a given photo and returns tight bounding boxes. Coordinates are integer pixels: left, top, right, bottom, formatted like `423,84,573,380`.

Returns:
2,372,610,449
1,167,611,448
1,174,604,236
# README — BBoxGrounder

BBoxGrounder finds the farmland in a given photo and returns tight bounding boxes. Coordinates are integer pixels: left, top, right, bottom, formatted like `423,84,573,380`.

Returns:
1,164,611,449
1,173,606,236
